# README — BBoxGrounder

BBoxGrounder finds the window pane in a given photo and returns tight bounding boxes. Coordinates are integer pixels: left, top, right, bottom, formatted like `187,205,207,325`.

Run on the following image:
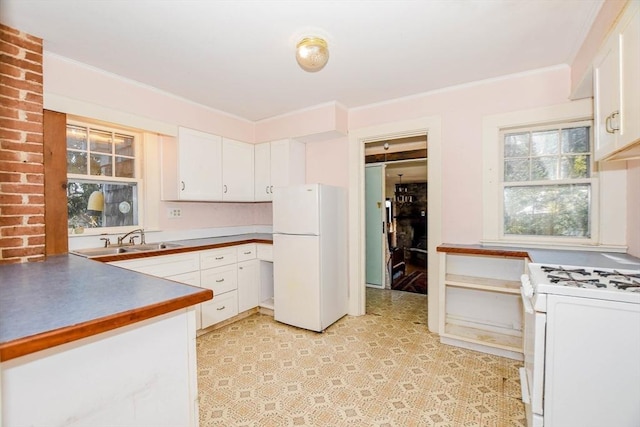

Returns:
67,181,138,229
115,156,135,178
67,152,87,174
115,133,134,156
90,154,112,176
66,125,87,150
504,184,590,237
562,127,590,153
560,155,590,179
90,129,112,154
504,158,529,182
531,156,558,180
531,130,559,155
504,132,529,158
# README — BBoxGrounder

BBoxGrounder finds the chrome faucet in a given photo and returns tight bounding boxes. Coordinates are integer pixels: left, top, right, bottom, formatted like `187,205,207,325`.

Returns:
117,229,146,246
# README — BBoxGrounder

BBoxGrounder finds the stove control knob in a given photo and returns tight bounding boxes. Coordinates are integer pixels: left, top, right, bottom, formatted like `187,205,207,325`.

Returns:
520,274,534,298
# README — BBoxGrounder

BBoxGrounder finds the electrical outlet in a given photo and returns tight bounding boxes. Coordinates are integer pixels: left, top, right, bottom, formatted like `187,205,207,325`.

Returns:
167,208,182,219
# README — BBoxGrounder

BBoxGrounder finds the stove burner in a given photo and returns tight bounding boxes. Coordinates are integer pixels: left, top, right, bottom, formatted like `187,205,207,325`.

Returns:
531,264,640,301
594,270,640,280
610,279,640,290
541,266,590,275
547,274,606,288
541,266,607,288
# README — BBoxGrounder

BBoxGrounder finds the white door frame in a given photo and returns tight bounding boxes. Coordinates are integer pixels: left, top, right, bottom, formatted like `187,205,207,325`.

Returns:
347,116,442,333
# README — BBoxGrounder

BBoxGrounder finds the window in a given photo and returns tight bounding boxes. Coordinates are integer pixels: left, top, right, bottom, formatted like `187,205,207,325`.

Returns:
501,121,594,239
66,121,142,232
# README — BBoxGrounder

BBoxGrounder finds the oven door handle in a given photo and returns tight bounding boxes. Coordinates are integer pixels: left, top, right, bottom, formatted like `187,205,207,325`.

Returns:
521,287,534,314
520,274,534,314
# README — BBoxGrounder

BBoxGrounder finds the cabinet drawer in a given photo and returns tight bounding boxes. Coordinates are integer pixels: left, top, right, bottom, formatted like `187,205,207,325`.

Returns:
166,270,201,287
200,247,237,270
257,243,273,261
201,290,238,328
110,252,199,277
237,243,257,262
201,265,237,294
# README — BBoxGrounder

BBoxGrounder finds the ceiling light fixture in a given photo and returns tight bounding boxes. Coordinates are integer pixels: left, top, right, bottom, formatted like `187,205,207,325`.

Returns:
295,37,329,72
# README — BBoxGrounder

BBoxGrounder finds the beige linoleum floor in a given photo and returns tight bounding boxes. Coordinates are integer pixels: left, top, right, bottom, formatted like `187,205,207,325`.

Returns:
197,288,525,426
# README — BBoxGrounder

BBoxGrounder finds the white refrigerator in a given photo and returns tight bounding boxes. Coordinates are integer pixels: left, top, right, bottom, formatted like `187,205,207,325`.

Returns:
272,183,348,332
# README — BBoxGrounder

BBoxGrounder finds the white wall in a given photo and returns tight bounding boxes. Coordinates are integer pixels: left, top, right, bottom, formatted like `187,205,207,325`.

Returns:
305,137,349,188
627,160,640,257
44,53,271,236
349,66,574,244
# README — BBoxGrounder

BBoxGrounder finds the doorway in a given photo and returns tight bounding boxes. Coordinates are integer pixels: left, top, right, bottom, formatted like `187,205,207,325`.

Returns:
364,137,427,294
347,116,442,332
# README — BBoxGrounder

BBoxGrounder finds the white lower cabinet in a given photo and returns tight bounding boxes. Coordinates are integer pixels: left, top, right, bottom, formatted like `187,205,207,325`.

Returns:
110,242,273,331
110,252,200,277
257,243,273,261
201,264,237,295
200,290,239,328
238,259,260,312
166,270,202,330
199,248,239,329
2,310,198,427
236,243,260,313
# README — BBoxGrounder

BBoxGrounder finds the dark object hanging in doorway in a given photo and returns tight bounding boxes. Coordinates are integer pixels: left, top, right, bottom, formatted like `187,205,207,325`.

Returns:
391,270,427,295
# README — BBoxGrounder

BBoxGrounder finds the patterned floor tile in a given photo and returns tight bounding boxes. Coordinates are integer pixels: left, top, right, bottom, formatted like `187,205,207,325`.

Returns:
197,288,526,426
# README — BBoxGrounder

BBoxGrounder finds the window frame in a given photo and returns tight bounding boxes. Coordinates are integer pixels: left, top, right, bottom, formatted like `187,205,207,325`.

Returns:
66,118,145,236
498,120,597,243
481,99,610,249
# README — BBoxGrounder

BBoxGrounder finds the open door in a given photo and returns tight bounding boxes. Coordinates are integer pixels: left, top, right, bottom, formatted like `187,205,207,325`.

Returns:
365,164,386,288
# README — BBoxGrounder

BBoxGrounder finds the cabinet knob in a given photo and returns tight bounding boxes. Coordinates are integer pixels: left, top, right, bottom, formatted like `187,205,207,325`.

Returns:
216,306,226,311
224,184,228,193
266,185,270,194
216,278,224,283
215,256,224,260
181,181,185,191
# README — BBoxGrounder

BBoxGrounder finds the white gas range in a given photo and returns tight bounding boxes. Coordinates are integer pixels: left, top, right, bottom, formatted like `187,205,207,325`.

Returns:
520,261,640,427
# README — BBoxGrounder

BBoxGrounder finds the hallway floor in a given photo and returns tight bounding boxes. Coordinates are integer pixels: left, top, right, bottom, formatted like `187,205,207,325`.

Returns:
197,288,525,426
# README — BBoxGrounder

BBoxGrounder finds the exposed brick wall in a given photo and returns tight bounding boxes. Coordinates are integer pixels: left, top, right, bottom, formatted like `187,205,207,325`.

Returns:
0,24,45,264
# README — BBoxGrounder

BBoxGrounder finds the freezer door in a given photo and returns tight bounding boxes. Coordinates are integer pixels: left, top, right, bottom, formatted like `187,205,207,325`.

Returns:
273,234,321,331
273,185,320,235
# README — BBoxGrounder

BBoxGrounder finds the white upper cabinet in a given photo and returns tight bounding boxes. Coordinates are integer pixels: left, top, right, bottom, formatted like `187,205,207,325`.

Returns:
254,142,271,201
162,127,256,201
222,138,254,201
594,1,640,161
161,127,223,201
254,139,306,201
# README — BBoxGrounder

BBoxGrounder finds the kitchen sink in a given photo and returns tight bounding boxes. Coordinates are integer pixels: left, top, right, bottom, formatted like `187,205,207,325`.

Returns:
72,242,183,258
123,242,183,252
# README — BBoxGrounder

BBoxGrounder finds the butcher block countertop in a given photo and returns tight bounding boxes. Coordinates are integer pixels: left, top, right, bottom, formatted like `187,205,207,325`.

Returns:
88,233,273,263
437,244,640,270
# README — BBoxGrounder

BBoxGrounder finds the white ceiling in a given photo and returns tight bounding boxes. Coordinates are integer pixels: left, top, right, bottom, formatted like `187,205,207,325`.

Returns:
1,0,602,122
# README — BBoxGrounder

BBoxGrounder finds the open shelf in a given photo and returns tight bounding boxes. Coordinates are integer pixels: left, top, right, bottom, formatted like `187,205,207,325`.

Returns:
438,248,526,359
443,323,522,353
444,274,521,294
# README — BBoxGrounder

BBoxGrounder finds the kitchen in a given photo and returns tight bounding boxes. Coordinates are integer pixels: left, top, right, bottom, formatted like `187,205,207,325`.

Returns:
1,1,640,426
